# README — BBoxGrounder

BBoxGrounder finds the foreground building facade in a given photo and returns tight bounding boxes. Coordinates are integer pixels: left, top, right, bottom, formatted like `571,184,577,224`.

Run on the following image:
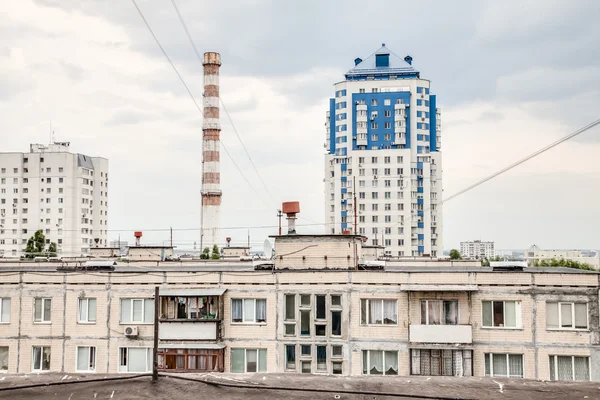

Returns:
324,44,443,258
0,235,598,381
0,142,108,257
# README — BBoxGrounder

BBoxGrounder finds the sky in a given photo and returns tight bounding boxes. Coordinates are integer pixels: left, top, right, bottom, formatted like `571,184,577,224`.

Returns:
1,0,599,252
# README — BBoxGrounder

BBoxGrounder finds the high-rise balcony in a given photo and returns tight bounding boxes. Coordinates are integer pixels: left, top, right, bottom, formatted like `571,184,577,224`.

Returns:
393,134,406,145
409,324,472,344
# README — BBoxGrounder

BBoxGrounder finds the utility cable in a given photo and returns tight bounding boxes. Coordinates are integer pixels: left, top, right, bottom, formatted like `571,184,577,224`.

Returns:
169,0,278,205
130,0,272,211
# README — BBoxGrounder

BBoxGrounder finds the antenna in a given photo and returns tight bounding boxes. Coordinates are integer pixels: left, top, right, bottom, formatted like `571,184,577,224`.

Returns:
263,239,273,260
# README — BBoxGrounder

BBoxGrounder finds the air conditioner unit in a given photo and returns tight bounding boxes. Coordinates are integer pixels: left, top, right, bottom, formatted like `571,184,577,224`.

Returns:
124,326,138,337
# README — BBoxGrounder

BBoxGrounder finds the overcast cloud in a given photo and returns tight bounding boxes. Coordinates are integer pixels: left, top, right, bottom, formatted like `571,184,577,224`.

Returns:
1,0,599,251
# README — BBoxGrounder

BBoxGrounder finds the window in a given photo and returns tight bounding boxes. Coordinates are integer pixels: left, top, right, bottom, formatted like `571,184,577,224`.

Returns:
546,302,587,330
314,295,326,319
59,167,63,173
231,298,267,323
300,310,310,336
119,348,152,372
360,299,397,325
332,361,343,375
411,349,472,377
34,298,52,323
371,99,377,106
317,346,327,372
331,295,341,307
120,299,154,323
420,300,458,325
484,353,523,378
0,347,7,370
549,355,590,381
231,349,267,373
482,300,520,328
331,311,341,336
32,346,51,371
285,345,296,370
78,298,97,323
301,360,311,373
76,346,96,372
300,294,310,307
0,297,11,324
301,345,311,356
362,350,397,375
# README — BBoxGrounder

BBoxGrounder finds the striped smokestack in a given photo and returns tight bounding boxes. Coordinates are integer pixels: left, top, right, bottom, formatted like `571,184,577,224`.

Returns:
201,52,222,250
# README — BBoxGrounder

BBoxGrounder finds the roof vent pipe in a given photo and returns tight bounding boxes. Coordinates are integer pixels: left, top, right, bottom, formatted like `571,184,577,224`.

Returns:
404,55,413,65
281,202,300,234
354,58,362,66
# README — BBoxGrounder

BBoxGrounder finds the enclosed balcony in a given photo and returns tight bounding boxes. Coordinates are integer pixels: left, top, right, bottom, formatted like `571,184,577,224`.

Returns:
158,288,226,341
409,324,472,344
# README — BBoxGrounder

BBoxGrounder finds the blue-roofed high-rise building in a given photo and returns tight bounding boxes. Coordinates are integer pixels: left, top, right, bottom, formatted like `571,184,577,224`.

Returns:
324,44,442,257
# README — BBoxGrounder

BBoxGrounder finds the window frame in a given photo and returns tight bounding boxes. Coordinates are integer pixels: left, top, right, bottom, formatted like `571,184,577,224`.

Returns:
481,300,521,329
546,301,588,331
0,298,10,323
118,347,153,373
120,298,154,324
33,297,52,323
0,346,8,371
548,355,590,381
484,353,523,378
360,299,398,326
231,298,267,324
230,348,267,373
76,346,96,372
78,298,97,324
362,350,398,376
420,299,458,326
31,346,51,372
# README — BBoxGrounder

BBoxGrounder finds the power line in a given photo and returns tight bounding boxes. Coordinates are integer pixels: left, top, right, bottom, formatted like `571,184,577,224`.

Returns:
129,0,272,211
169,0,277,206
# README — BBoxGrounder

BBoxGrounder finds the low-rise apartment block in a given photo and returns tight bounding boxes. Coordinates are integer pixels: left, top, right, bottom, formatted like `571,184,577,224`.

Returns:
0,234,598,382
460,240,495,259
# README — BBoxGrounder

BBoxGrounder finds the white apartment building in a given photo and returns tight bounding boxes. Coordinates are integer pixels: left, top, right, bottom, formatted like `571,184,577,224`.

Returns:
460,240,495,259
324,44,442,258
0,142,108,257
526,245,600,269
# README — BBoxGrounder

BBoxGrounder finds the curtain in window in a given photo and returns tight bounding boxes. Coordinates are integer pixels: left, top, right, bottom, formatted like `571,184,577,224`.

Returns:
144,299,154,323
411,349,421,375
484,353,490,376
546,302,559,328
87,299,96,322
232,299,243,322
504,302,516,327
258,349,267,373
383,300,396,324
369,300,383,324
360,300,367,324
482,301,492,327
43,299,51,321
428,301,441,325
77,347,89,371
256,299,267,323
421,350,431,375
444,301,458,325
430,350,441,376
462,351,472,377
384,352,398,375
34,299,42,321
0,347,8,370
246,349,257,372
131,300,142,322
574,357,589,381
128,348,148,372
557,356,573,380
32,347,42,370
230,349,245,373
79,299,87,322
492,354,507,376
442,350,453,376
560,303,572,328
370,351,383,375
1,299,9,323
243,300,255,322
574,304,587,329
41,347,51,370
549,356,555,380
508,354,523,378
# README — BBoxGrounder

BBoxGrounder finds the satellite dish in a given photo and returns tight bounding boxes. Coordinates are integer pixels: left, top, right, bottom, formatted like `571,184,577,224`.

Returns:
263,239,273,259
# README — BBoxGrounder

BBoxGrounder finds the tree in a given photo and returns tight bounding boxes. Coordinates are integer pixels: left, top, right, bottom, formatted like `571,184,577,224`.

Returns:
533,258,593,271
23,230,46,259
200,247,210,260
449,249,461,260
48,242,57,257
211,244,220,260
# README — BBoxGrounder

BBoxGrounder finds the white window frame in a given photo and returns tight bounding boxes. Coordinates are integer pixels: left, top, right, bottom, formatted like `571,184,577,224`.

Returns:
118,347,152,373
231,298,267,324
31,346,51,372
360,299,397,326
546,302,588,331
78,298,97,324
362,350,398,376
231,348,267,373
481,300,521,329
549,355,590,381
484,353,523,378
76,346,96,372
34,297,52,323
120,298,153,324
0,298,10,323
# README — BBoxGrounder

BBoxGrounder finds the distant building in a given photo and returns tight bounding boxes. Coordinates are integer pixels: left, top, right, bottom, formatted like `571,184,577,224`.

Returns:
324,44,443,258
109,240,128,248
0,142,108,257
525,244,600,269
460,240,495,259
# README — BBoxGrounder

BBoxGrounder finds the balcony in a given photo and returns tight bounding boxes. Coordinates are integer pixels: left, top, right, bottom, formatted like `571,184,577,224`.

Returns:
160,321,219,340
409,324,472,344
393,134,406,145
